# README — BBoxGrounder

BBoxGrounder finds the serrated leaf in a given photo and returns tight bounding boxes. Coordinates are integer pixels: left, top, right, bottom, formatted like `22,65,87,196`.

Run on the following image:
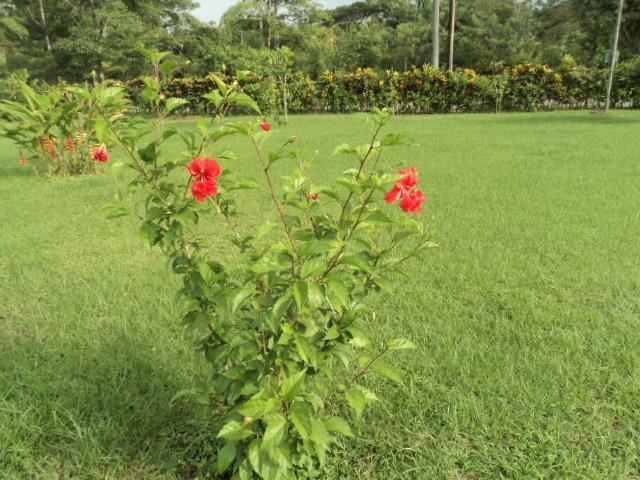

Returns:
326,276,351,308
345,388,366,418
379,133,414,146
342,254,374,274
290,401,312,439
229,92,261,113
232,286,256,314
292,281,308,312
248,439,262,475
165,97,188,113
310,418,331,464
295,336,316,365
272,294,292,320
262,412,288,448
300,258,325,278
203,89,223,107
217,443,236,474
372,361,403,384
237,397,280,418
217,420,253,441
280,370,306,400
326,416,353,437
389,338,417,350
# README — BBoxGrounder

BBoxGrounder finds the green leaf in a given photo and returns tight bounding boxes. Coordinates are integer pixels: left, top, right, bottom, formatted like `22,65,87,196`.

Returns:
248,439,262,475
272,294,292,320
300,258,325,278
326,276,351,308
342,254,374,274
292,281,308,312
294,336,316,366
372,361,403,384
203,90,223,107
262,412,288,448
229,92,261,113
310,418,331,464
165,97,188,113
333,143,359,155
159,60,178,77
137,141,157,164
237,397,280,418
217,420,253,441
280,370,306,400
232,286,256,314
217,443,237,474
379,133,414,146
326,416,353,437
389,338,417,350
94,116,107,142
345,388,366,418
290,401,312,439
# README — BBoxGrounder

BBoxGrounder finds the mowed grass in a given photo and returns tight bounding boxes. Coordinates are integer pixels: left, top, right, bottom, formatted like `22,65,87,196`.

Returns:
1,111,639,479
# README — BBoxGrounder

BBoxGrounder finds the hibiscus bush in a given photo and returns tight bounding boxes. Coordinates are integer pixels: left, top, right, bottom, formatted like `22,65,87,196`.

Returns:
0,80,126,175
107,49,433,479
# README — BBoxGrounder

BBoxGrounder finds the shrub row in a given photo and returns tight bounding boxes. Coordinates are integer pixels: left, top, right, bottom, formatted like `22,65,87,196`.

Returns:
112,59,640,115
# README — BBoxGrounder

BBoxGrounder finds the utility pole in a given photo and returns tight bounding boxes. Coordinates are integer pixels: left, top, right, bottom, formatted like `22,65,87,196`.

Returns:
605,0,624,114
432,0,440,68
447,0,456,70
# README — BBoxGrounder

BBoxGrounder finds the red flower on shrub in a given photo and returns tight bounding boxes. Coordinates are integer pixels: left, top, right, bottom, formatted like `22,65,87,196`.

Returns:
191,180,218,202
385,167,419,203
385,166,425,214
188,157,221,182
19,155,26,167
311,193,319,201
399,189,426,213
260,122,271,132
92,146,109,163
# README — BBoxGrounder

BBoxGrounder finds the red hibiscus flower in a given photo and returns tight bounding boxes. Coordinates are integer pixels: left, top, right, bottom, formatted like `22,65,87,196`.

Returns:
384,166,426,214
310,193,319,200
260,122,271,132
399,189,426,213
191,179,218,202
384,166,419,203
398,167,418,189
187,157,221,182
92,146,109,163
384,186,402,203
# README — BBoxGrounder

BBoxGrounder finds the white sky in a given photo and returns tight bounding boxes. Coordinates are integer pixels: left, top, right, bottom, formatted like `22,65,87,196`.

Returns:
192,0,356,24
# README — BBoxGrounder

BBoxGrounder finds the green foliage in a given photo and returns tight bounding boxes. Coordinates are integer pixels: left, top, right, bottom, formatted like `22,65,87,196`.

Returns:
0,79,128,175
107,50,430,478
118,59,640,116
2,111,640,478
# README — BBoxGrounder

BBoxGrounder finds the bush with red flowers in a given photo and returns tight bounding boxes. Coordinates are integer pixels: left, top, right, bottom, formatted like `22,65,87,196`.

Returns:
105,49,434,480
0,81,127,175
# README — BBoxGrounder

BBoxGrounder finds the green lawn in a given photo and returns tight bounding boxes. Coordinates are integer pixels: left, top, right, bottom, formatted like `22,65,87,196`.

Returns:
1,111,639,479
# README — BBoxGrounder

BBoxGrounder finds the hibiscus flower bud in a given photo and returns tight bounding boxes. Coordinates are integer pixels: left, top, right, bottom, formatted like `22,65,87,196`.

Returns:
19,155,26,167
260,122,271,132
311,193,319,200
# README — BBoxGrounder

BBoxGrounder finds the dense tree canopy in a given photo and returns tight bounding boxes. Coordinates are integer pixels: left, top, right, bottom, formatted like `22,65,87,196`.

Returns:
0,0,637,81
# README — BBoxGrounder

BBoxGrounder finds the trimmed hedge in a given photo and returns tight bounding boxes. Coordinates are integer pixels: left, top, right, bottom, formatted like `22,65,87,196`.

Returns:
111,60,640,115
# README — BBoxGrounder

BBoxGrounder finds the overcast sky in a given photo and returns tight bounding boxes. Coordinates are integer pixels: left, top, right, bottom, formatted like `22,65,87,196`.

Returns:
192,0,356,24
